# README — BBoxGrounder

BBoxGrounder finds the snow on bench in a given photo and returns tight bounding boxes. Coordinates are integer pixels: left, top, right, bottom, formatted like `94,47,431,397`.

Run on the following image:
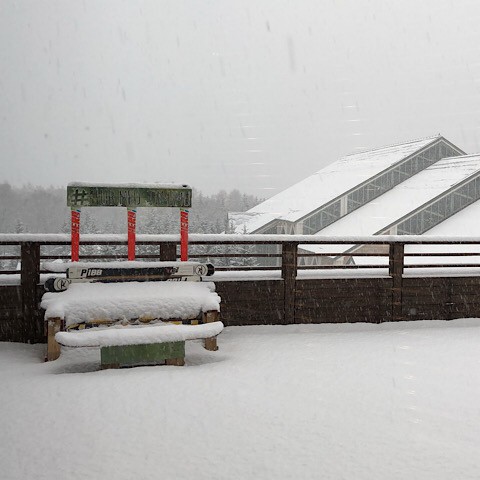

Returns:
41,281,222,366
42,281,220,328
55,322,224,348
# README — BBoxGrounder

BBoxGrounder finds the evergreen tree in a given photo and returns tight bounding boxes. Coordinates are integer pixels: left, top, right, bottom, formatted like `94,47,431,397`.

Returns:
14,219,25,234
233,226,258,267
81,212,102,259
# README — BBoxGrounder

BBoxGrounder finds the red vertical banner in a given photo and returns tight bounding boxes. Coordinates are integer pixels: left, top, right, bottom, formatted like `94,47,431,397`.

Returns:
180,208,189,261
71,209,81,262
127,208,136,261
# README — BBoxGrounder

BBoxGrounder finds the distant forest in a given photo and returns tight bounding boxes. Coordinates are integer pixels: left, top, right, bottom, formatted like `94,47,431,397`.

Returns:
0,183,261,235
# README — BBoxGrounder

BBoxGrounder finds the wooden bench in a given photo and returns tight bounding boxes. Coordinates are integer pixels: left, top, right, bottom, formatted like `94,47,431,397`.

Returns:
42,280,222,367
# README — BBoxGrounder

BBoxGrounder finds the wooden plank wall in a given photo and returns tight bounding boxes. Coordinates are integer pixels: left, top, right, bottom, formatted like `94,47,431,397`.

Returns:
402,277,480,321
215,281,284,326
0,286,44,343
449,277,480,318
2,276,480,342
0,286,24,342
295,278,393,324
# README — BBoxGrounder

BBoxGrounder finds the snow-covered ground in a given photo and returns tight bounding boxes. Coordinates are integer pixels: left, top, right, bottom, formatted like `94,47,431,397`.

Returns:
2,319,480,480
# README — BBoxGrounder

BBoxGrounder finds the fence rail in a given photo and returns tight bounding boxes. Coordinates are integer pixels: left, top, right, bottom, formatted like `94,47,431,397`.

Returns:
3,234,480,269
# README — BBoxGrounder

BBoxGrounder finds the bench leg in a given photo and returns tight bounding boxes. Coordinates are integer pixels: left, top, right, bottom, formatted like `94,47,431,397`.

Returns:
203,310,220,351
101,363,120,370
165,357,185,366
46,317,63,361
204,337,218,351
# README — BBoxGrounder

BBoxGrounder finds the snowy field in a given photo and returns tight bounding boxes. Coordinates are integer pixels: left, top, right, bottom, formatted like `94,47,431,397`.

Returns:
2,319,480,480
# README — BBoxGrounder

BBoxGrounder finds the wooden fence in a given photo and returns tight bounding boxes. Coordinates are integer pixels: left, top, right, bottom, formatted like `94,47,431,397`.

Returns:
2,233,480,343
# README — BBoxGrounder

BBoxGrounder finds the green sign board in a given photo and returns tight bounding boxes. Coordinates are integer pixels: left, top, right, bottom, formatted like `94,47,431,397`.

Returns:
67,184,192,208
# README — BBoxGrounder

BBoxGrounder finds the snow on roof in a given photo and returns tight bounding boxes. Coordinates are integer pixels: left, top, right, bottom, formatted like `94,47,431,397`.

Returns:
228,211,278,234
303,154,480,254
231,135,442,233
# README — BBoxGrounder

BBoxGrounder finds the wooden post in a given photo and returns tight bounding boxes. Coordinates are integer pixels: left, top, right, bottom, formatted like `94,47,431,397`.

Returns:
180,209,189,261
160,242,177,261
165,357,185,366
71,208,80,262
389,243,404,321
21,242,41,343
46,317,63,361
203,310,219,351
281,242,298,325
127,208,136,261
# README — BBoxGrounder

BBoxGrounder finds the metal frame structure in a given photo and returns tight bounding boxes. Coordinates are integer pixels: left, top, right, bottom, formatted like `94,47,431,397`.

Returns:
66,183,192,261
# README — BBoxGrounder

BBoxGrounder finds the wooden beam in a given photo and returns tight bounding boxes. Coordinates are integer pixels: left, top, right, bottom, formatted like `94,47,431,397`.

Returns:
281,242,298,325
165,357,185,366
203,310,219,351
46,317,63,361
21,242,41,343
389,243,404,321
160,242,177,261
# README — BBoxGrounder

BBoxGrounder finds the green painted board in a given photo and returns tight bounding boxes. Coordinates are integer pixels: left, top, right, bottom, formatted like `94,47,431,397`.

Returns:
101,341,185,367
67,184,192,208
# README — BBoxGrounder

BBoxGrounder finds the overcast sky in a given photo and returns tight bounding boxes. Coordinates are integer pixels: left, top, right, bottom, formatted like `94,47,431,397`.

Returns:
1,0,480,197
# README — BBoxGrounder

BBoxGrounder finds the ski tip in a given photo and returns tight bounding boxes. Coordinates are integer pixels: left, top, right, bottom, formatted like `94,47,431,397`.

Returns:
44,277,56,292
206,263,215,276
44,277,71,292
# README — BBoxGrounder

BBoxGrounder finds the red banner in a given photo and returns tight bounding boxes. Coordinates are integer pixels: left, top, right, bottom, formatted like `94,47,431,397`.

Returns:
71,209,81,262
127,209,136,261
180,209,189,261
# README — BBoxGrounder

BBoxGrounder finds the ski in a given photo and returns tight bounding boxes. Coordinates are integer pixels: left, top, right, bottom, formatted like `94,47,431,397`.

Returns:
44,262,215,292
67,262,214,280
44,275,201,292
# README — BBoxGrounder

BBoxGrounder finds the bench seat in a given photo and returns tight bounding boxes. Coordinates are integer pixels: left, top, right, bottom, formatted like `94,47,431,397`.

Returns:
42,281,222,364
55,322,224,368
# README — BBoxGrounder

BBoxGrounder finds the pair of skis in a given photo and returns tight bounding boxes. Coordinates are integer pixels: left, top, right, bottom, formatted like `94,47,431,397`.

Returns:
44,262,215,292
